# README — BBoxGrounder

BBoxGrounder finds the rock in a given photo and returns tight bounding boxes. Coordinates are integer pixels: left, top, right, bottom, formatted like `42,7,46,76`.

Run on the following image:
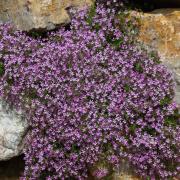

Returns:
136,9,180,105
0,0,94,31
112,160,140,180
0,100,28,161
90,160,140,180
113,173,140,180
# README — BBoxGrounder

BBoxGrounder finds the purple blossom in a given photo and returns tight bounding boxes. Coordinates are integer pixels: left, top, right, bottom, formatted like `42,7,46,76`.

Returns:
0,4,179,180
92,167,109,179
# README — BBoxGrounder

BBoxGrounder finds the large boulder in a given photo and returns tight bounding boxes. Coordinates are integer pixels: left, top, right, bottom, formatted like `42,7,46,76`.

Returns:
137,8,180,105
0,0,94,31
0,100,28,161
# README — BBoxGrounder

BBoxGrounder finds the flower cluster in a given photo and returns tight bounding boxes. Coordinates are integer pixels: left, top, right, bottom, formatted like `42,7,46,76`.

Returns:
92,167,109,179
96,0,126,11
0,4,179,180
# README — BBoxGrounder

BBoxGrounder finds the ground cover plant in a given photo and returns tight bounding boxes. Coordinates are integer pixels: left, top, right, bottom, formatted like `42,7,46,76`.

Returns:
0,2,179,180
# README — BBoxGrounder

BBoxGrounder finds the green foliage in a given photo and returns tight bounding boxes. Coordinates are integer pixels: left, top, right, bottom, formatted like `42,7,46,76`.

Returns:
26,88,38,99
94,23,101,31
0,62,5,76
124,84,132,92
160,96,171,106
164,109,179,127
143,127,156,136
129,124,137,133
53,142,64,150
86,5,96,26
112,38,124,48
106,34,124,48
150,51,161,64
24,50,33,56
7,77,14,85
134,62,143,73
124,112,129,120
71,144,80,153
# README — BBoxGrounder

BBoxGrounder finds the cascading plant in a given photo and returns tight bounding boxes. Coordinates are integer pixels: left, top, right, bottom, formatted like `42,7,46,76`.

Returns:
0,3,179,180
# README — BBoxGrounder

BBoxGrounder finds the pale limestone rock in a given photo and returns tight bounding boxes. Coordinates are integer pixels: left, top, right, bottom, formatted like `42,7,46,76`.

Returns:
0,0,94,31
0,100,28,161
136,9,180,105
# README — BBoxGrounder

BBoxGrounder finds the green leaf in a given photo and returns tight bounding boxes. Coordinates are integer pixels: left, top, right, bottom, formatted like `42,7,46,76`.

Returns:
124,112,129,120
111,38,123,47
165,117,177,127
160,96,171,106
72,144,80,153
53,142,64,150
143,127,156,136
164,109,179,127
124,84,131,92
134,62,143,73
93,23,101,31
24,50,32,56
0,62,5,76
129,124,137,133
150,51,161,64
106,34,114,43
25,88,38,99
7,77,14,85
86,5,96,26
102,143,112,152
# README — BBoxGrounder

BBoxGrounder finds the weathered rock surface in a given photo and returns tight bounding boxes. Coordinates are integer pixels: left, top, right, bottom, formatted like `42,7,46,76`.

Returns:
0,0,94,31
0,100,28,161
137,9,180,104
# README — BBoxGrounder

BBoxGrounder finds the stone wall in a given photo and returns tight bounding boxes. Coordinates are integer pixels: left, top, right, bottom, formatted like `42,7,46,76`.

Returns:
0,0,94,31
137,9,180,105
